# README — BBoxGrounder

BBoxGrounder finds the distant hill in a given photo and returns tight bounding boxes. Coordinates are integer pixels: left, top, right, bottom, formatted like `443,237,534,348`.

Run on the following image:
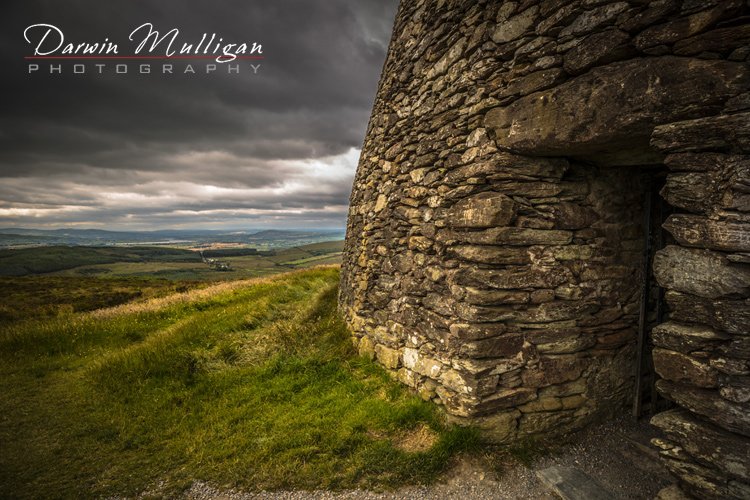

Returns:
245,229,346,241
0,227,345,249
0,246,201,276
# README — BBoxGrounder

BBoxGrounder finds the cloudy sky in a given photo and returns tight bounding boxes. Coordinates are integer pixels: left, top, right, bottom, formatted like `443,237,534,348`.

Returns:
0,0,399,230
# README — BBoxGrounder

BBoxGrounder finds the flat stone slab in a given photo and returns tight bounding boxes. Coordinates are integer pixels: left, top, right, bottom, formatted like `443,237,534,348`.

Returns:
536,466,611,500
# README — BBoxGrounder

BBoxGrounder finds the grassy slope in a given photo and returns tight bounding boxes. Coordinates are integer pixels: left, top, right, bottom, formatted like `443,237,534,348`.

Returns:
0,276,206,323
0,246,200,276
0,268,478,498
0,241,344,281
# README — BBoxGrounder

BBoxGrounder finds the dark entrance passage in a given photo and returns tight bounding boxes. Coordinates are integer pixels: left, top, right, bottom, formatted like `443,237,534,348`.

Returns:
632,167,671,418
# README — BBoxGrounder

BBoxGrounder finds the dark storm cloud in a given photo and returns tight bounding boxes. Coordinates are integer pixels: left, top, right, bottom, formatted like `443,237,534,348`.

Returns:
0,0,399,228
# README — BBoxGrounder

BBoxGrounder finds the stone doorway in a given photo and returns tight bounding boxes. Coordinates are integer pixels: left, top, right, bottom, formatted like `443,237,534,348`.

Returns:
632,166,672,419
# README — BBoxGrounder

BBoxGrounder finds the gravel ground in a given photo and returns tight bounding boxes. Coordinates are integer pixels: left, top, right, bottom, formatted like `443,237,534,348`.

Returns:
171,415,672,500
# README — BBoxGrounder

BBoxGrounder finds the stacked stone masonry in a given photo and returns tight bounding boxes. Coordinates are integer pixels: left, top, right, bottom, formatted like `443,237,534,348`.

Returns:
339,1,750,498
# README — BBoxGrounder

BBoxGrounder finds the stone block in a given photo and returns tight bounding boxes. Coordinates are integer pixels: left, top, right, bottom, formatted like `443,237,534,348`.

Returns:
448,245,530,265
653,348,719,388
448,191,517,228
664,291,750,336
452,265,573,290
486,57,750,163
448,322,508,342
451,227,574,246
492,5,539,43
651,112,750,154
652,408,750,482
374,344,401,369
674,24,750,56
521,355,586,388
651,321,730,354
657,380,750,437
634,1,742,49
459,332,525,359
653,245,750,299
475,387,538,414
473,410,520,443
563,29,631,75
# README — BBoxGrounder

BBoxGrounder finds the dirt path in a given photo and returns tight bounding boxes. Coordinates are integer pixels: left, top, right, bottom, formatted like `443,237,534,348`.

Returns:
182,415,673,500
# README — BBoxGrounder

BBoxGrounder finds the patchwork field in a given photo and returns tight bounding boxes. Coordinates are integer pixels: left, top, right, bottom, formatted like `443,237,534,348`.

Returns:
0,240,343,280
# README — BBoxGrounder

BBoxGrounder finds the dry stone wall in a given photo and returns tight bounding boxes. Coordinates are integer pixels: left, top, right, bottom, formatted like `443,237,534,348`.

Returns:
340,1,750,497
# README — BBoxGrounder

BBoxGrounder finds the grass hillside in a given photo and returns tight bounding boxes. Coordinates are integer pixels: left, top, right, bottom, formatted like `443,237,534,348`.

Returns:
0,246,200,276
0,267,478,498
0,276,206,323
0,241,344,281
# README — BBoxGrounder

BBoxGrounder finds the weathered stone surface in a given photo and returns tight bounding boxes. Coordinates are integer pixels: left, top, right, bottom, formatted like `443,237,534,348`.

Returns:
634,1,742,50
654,484,692,500
448,192,517,228
530,331,597,354
448,322,507,342
664,291,750,336
674,24,750,56
563,29,631,75
461,287,529,306
518,409,579,435
448,245,530,265
375,344,401,369
721,380,750,404
651,112,750,154
663,215,750,252
449,227,573,246
653,348,718,388
443,153,569,184
452,266,572,290
618,0,680,33
653,443,744,500
475,387,537,414
500,68,566,98
652,409,750,482
426,37,467,79
660,172,722,214
357,336,376,360
536,466,612,500
521,355,586,388
560,2,629,37
472,410,520,443
459,333,525,359
657,380,750,437
552,203,598,230
341,4,750,492
653,246,750,299
651,321,730,354
492,6,539,44
486,57,750,163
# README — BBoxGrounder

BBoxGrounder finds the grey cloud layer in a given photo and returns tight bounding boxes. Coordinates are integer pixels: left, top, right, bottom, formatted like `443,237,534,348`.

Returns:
0,0,398,229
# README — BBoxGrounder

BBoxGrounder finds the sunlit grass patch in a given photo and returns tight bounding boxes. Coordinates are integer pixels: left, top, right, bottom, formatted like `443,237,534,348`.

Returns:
0,267,480,498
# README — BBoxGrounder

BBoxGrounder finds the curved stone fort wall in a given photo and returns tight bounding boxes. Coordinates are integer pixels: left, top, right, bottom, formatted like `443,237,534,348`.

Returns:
340,1,750,497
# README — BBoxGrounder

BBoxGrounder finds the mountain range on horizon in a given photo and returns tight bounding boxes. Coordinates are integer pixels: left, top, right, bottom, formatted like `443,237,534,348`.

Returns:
0,227,346,248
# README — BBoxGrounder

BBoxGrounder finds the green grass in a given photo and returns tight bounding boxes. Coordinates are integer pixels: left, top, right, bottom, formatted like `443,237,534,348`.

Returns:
0,246,200,276
0,242,343,281
281,253,343,266
0,276,205,323
0,267,480,498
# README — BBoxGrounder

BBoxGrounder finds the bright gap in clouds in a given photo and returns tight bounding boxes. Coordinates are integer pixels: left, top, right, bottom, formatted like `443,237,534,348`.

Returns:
0,148,361,231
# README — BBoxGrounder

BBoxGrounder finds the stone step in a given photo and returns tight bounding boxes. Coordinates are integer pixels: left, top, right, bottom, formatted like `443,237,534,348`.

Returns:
536,466,612,500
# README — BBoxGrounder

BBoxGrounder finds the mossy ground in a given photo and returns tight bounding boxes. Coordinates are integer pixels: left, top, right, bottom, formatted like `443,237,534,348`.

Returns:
0,267,480,498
